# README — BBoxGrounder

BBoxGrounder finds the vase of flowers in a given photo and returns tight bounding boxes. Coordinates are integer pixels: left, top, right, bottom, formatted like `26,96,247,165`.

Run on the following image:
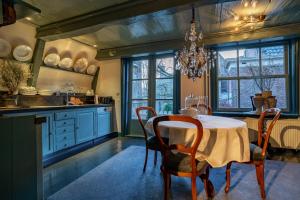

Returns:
0,59,26,107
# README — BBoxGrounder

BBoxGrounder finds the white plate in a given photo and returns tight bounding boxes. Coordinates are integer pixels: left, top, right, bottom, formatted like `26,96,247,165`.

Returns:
44,53,60,67
58,57,73,69
87,65,98,75
0,38,12,57
13,45,33,62
73,58,88,72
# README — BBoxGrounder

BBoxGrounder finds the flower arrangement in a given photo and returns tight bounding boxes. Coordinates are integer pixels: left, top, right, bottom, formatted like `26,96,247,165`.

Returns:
0,59,25,95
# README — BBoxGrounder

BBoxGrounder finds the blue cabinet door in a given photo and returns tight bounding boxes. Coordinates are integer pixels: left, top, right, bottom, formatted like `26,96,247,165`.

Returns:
38,113,54,156
76,110,95,144
97,113,111,137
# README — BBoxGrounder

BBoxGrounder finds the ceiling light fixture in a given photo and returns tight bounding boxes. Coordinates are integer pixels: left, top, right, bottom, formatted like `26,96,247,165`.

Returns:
232,0,270,32
175,7,215,81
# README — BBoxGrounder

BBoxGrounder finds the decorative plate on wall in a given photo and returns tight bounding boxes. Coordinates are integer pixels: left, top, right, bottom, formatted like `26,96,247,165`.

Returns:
87,65,98,75
13,45,33,62
0,38,12,58
44,53,60,67
58,57,73,70
73,58,88,73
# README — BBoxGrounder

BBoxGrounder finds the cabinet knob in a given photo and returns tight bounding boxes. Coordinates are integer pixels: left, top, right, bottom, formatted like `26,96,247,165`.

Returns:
64,129,66,132
64,114,67,117
64,136,67,140
64,144,67,147
64,122,66,125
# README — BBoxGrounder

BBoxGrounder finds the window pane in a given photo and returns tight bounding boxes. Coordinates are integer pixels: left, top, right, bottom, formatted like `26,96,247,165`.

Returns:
156,57,174,78
218,50,238,77
156,100,173,115
156,79,173,99
240,79,261,108
218,80,238,108
131,100,148,119
132,80,148,99
239,48,259,76
132,60,148,79
261,46,285,75
263,78,287,108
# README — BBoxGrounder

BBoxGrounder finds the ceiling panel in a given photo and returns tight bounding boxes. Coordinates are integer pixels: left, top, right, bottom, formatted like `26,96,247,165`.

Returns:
72,0,300,49
23,0,130,25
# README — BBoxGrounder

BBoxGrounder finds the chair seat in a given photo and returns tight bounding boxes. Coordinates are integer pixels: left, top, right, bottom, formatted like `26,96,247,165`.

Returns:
250,143,265,161
165,152,208,173
147,136,169,150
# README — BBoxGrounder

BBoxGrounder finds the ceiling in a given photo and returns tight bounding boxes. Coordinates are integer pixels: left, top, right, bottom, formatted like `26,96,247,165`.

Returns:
21,0,300,50
23,0,130,26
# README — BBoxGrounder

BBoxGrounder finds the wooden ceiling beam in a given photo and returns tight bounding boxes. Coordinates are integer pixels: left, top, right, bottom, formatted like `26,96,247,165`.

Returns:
96,23,300,60
36,0,238,41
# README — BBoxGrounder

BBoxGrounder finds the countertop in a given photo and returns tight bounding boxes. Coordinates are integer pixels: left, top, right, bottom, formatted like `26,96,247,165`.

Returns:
0,104,112,115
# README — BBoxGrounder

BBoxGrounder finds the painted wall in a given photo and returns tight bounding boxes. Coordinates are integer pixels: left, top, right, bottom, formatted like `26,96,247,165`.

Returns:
36,67,93,92
96,59,121,132
0,21,36,50
37,39,99,92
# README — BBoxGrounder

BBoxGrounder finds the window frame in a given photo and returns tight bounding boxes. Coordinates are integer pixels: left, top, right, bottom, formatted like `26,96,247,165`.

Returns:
127,53,180,119
213,41,290,112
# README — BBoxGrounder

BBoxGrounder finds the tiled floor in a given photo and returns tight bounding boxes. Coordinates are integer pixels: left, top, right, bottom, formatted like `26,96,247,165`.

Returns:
43,136,300,199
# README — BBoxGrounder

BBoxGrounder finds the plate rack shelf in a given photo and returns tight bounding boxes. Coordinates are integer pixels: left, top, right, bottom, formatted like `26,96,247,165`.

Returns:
41,65,94,77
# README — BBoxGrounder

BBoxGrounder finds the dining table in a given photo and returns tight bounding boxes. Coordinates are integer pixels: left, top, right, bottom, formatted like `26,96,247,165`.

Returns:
145,115,250,168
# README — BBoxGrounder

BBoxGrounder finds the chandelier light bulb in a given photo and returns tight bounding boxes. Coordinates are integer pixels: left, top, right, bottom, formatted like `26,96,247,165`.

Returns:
234,15,240,21
244,1,249,7
252,1,257,8
235,27,239,31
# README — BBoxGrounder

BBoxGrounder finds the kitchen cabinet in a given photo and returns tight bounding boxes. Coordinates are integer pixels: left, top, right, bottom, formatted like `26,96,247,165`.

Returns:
37,113,54,156
53,111,75,151
1,106,113,163
97,109,112,137
75,109,96,144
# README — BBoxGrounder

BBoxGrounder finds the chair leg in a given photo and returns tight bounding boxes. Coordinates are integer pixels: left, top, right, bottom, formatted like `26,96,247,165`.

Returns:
143,147,148,172
163,170,170,200
154,150,157,166
255,164,266,199
191,176,197,200
200,167,215,198
225,162,232,193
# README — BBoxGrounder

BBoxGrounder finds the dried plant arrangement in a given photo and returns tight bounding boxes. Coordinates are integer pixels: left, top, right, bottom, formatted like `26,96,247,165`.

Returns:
0,59,25,95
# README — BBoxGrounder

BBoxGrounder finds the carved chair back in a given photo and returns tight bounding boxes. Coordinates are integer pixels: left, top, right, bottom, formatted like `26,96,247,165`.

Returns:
136,106,157,141
257,108,281,157
153,115,204,173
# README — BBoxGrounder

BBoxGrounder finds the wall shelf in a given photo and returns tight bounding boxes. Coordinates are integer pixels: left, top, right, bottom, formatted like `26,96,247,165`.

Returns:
41,65,94,77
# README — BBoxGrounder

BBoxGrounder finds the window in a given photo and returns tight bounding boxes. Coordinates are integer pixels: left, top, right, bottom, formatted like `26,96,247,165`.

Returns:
130,55,178,120
126,54,179,136
216,44,288,111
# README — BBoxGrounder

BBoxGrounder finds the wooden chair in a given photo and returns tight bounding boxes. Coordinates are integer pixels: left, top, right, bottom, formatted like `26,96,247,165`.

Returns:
136,106,168,172
225,108,281,199
197,104,212,115
153,115,215,200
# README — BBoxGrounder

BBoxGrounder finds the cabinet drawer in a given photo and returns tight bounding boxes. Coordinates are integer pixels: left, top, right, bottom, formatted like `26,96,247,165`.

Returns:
55,112,75,120
55,134,75,151
55,119,74,128
55,126,74,135
97,107,112,113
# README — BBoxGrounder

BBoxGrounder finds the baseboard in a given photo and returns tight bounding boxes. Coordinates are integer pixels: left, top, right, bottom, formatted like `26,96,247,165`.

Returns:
43,133,118,167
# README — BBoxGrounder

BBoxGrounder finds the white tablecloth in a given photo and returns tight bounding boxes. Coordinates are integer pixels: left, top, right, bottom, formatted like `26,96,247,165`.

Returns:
145,115,250,168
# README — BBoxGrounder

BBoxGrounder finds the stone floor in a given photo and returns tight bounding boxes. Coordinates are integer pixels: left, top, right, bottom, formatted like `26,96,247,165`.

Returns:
43,136,300,199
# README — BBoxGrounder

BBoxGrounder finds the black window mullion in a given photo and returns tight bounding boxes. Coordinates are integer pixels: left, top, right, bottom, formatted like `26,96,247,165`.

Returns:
237,48,241,109
149,56,156,110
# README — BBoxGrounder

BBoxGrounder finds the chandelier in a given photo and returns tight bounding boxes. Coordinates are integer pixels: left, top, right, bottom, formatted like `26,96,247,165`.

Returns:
175,7,209,81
